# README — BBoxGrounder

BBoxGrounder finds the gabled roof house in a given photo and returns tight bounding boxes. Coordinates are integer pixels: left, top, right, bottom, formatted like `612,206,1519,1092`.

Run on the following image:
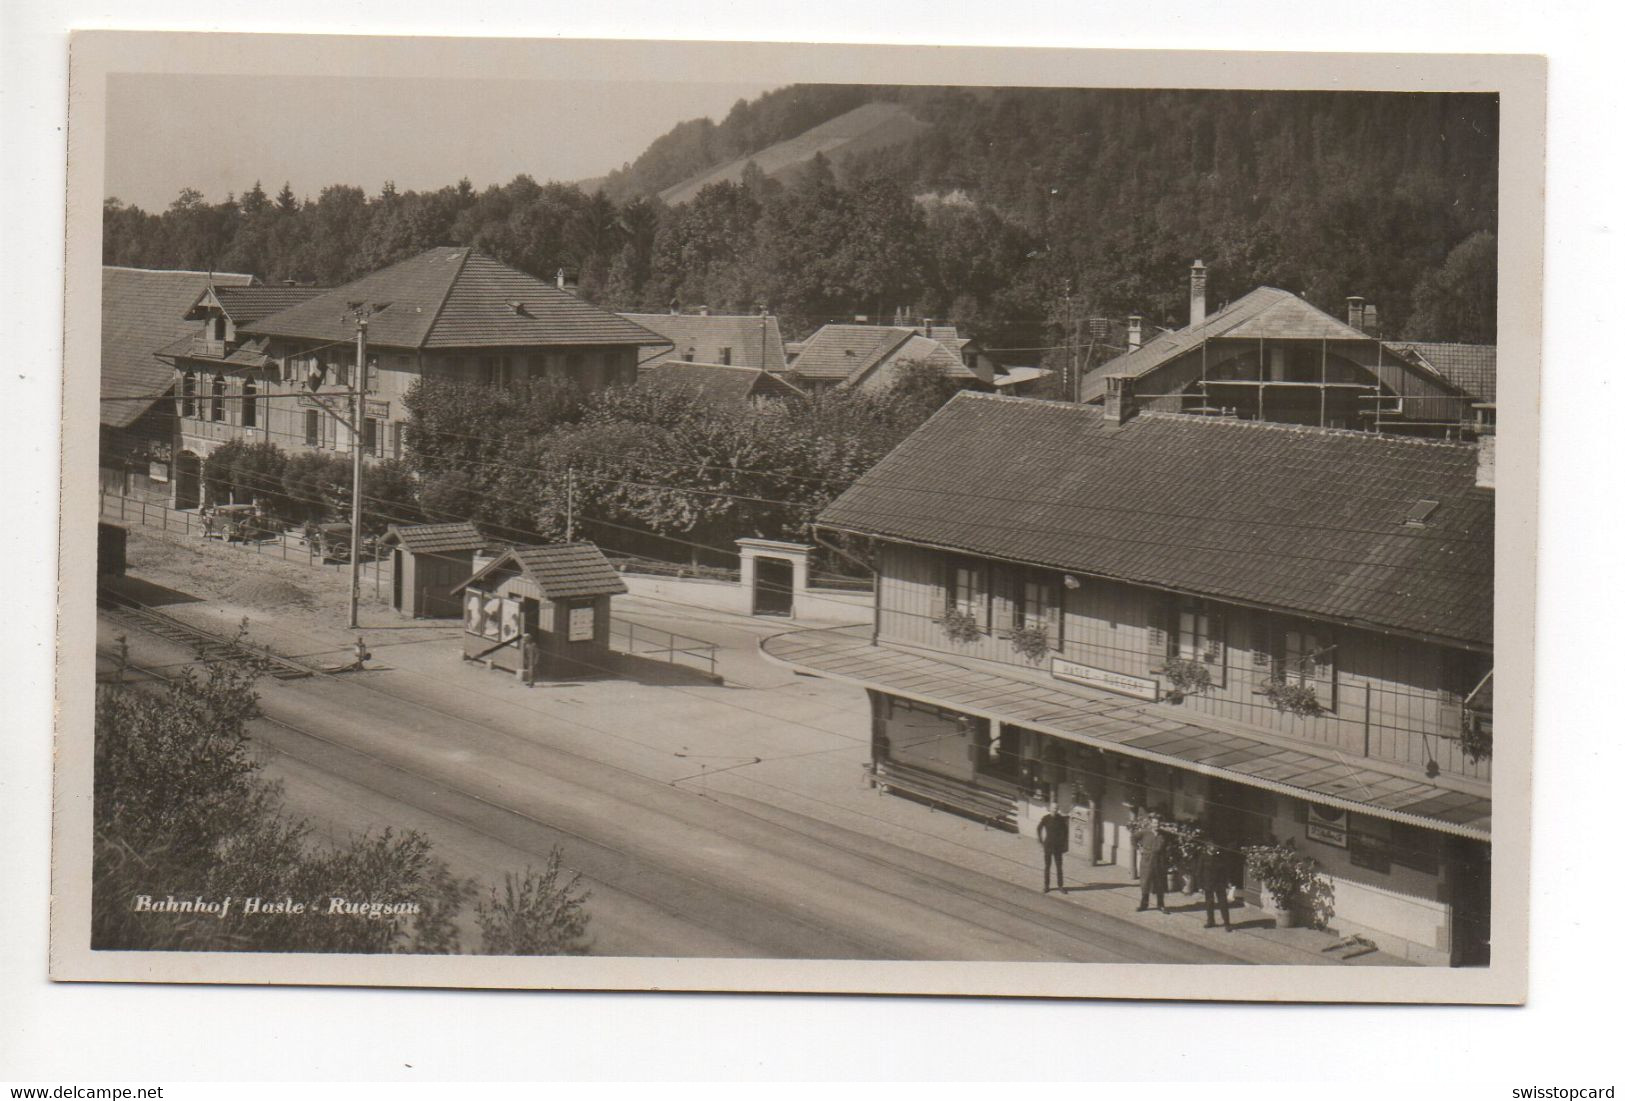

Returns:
766,389,1496,965
623,311,788,375
1075,262,1480,437
789,324,991,394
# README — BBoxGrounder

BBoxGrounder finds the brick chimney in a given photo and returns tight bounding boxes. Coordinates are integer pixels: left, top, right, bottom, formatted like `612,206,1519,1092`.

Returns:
699,304,710,316
1347,296,1365,331
1127,315,1143,351
1189,260,1207,327
1363,303,1380,336
1476,428,1496,491
1103,374,1137,428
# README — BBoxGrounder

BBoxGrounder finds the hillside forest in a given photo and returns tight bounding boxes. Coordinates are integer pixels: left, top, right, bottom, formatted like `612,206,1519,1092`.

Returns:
103,85,1501,371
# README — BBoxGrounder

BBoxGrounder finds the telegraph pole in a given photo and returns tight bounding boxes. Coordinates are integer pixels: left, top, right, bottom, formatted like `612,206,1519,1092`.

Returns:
348,315,368,629
565,465,575,543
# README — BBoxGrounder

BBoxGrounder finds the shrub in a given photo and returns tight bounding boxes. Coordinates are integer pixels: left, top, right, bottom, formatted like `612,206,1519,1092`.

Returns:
1262,674,1324,716
1008,623,1051,664
1460,711,1492,763
1243,842,1336,929
939,606,983,644
1162,657,1214,702
476,849,592,956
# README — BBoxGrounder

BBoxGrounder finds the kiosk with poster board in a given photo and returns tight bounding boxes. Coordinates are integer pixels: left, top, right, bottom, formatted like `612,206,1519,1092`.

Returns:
452,542,627,681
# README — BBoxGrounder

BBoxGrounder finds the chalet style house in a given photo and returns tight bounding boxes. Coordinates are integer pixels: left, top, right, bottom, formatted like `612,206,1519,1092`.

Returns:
100,266,256,502
1076,261,1484,437
158,247,665,507
623,309,789,375
766,390,1494,965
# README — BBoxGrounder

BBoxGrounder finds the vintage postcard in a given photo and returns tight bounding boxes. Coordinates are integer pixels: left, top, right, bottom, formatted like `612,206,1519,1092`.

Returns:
53,32,1543,1002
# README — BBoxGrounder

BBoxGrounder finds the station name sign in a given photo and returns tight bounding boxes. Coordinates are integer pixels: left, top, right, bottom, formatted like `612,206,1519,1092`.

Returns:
1050,658,1159,701
296,394,390,419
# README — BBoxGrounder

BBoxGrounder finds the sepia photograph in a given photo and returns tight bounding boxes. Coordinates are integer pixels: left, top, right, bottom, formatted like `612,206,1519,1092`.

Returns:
49,32,1542,1003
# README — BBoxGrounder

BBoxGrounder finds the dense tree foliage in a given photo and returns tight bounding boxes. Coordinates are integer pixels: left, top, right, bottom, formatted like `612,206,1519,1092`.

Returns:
104,86,1499,360
402,367,967,568
93,654,471,951
95,654,597,954
199,439,421,531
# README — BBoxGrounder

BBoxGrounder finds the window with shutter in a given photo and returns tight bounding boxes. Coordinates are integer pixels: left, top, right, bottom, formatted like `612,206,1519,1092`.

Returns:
1283,625,1336,710
952,564,978,619
993,567,1017,636
1045,593,1062,650
1203,607,1227,686
1249,615,1273,673
1015,575,1062,650
1145,597,1172,668
927,556,948,623
1438,649,1489,738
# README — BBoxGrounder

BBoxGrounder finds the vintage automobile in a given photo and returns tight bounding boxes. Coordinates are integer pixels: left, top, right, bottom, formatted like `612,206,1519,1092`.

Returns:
205,502,288,543
312,522,379,563
202,503,259,542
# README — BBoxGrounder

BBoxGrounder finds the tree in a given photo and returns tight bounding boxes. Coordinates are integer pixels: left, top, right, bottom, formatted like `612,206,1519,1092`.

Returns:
1405,230,1497,343
241,181,269,216
281,451,352,523
363,458,422,532
93,651,476,952
476,849,592,955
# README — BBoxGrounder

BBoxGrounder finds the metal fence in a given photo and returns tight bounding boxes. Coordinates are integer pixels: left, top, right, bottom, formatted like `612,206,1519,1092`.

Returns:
610,616,719,681
98,490,396,601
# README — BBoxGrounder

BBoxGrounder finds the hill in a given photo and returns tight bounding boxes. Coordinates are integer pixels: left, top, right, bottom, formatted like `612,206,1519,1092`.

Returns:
657,101,929,206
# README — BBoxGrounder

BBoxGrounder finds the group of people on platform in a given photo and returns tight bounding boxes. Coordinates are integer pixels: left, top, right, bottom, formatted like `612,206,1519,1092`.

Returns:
1036,805,1239,931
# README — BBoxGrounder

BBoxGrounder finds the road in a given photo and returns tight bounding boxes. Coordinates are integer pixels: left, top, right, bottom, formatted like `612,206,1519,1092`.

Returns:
98,613,1243,964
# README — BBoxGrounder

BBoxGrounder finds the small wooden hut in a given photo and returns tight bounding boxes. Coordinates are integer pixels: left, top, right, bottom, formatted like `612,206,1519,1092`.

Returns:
380,521,489,618
452,543,627,680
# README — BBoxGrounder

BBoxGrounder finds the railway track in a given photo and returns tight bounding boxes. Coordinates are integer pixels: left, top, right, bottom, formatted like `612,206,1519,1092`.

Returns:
97,588,318,680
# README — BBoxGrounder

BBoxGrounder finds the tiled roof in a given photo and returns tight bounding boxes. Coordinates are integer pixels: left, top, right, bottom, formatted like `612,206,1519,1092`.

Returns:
207,285,326,324
818,392,1493,647
623,313,786,373
792,325,978,384
243,247,662,350
487,542,629,600
639,361,807,403
790,325,917,381
1392,342,1497,404
1078,287,1393,403
101,267,256,428
914,323,961,346
381,521,487,555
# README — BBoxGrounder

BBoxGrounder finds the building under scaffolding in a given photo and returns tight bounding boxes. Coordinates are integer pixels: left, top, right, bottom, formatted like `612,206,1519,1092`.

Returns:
1075,262,1489,439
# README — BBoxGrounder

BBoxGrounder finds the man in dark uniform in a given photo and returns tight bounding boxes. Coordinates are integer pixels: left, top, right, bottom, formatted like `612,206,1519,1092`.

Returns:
1136,812,1169,912
1037,806,1070,893
520,631,539,687
1196,839,1233,930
